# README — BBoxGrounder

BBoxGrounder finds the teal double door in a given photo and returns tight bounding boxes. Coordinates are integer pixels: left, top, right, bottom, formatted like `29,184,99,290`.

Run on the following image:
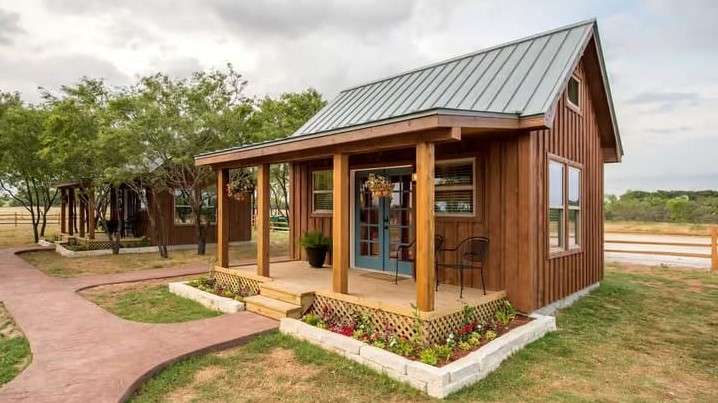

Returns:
354,167,414,275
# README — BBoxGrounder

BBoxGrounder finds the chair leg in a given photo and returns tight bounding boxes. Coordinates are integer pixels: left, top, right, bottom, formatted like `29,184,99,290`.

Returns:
394,258,399,285
459,264,464,299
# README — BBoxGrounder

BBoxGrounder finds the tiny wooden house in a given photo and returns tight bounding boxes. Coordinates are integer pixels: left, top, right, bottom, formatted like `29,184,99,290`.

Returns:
196,20,621,330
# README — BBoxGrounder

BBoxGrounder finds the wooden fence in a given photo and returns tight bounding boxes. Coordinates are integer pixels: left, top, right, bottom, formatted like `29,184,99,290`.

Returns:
0,212,60,227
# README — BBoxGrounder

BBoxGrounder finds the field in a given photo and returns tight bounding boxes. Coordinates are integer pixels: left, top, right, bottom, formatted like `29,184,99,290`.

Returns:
130,263,718,402
605,220,714,236
0,207,60,248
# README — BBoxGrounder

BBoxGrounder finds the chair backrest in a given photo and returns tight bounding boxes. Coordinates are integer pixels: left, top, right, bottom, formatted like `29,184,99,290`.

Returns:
434,235,445,252
459,236,489,264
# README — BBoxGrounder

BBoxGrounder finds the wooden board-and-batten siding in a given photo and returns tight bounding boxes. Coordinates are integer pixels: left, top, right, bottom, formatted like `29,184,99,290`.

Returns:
288,59,604,312
532,59,604,308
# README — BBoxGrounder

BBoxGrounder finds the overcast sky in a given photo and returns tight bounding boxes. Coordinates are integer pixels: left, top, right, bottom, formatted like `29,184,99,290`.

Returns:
0,0,716,195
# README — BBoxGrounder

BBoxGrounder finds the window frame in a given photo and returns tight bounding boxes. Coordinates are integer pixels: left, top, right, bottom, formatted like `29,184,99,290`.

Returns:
434,157,477,218
566,74,581,112
311,169,333,216
172,187,217,226
547,154,583,258
567,166,581,250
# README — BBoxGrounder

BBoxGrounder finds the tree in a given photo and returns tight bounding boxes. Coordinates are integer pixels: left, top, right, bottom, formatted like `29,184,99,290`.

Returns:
0,94,59,242
42,79,127,252
246,89,326,219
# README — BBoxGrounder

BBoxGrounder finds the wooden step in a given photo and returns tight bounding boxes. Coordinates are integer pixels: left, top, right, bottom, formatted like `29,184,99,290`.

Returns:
259,282,315,314
244,295,303,320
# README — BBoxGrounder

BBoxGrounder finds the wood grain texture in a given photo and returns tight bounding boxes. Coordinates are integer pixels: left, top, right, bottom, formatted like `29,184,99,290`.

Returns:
256,163,270,276
216,168,230,267
415,142,436,312
332,153,350,293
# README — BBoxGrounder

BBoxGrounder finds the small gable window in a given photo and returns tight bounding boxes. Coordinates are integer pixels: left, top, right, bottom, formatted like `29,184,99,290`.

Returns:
567,75,580,110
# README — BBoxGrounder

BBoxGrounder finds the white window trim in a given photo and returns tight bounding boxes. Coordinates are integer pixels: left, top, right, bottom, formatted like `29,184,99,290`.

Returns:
566,74,581,112
311,169,333,215
567,166,581,249
435,157,476,218
548,159,565,253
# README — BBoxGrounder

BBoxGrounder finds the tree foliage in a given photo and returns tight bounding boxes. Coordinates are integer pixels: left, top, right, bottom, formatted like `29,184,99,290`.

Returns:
605,190,718,223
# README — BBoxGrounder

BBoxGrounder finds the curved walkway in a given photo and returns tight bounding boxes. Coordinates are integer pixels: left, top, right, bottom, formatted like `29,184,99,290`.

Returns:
0,247,277,402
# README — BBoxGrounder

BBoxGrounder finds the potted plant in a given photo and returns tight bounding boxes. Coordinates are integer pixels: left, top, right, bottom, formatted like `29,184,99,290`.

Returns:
300,230,331,268
365,173,393,198
227,169,255,201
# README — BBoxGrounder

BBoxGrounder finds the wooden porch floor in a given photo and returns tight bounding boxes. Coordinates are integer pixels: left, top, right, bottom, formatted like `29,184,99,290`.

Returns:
229,260,505,316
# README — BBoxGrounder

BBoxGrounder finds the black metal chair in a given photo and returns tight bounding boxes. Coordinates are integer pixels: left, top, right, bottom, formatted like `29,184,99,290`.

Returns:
438,236,489,298
393,235,445,290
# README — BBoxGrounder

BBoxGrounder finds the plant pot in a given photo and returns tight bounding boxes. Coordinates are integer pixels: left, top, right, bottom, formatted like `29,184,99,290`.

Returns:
305,246,328,268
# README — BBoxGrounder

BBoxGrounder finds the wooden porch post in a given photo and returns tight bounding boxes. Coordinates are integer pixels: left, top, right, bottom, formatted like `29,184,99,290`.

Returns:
68,189,75,236
415,142,435,312
256,164,271,277
216,168,230,268
60,188,66,234
332,153,350,294
88,187,95,240
79,193,86,238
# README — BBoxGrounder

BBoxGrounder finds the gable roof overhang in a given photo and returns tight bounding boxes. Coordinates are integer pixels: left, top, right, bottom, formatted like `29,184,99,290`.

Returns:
195,109,549,168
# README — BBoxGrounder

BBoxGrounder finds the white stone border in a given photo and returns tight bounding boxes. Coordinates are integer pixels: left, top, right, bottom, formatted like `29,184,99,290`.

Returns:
534,282,600,316
280,314,556,398
168,281,245,313
51,240,248,258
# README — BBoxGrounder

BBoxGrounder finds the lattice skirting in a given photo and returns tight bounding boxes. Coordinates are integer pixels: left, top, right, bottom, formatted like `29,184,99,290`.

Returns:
212,268,263,296
65,236,150,250
309,294,507,345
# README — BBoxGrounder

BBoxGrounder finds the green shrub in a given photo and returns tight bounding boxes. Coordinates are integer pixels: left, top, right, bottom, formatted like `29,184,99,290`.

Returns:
300,231,331,248
419,347,438,366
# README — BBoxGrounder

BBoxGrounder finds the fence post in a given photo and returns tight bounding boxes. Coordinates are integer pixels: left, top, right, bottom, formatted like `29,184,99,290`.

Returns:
14,212,18,227
712,227,717,273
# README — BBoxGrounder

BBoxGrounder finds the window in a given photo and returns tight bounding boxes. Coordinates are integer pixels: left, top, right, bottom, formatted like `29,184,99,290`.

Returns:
548,157,582,254
568,167,581,248
173,187,217,225
548,160,564,251
312,170,333,213
435,158,475,216
567,75,580,110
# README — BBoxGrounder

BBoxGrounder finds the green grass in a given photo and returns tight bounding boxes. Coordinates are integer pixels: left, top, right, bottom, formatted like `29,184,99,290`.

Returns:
130,264,718,402
83,284,221,323
0,303,31,385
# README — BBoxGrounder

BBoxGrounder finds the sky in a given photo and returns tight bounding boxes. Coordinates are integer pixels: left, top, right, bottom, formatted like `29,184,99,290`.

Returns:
0,0,716,195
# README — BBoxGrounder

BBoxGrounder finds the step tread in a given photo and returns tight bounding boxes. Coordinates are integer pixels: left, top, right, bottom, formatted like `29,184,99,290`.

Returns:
260,281,316,297
244,295,302,313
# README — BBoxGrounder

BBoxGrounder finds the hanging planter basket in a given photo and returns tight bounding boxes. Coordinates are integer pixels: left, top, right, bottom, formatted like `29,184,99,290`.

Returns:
227,170,255,202
365,174,393,198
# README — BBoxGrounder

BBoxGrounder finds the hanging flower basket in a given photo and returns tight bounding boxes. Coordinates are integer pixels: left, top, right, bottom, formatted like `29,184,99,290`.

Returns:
227,170,255,201
365,174,393,198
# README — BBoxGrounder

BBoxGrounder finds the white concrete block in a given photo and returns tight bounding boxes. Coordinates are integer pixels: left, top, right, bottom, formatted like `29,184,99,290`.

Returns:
360,345,407,375
322,331,365,355
168,282,244,313
293,320,327,343
279,318,298,335
406,361,450,385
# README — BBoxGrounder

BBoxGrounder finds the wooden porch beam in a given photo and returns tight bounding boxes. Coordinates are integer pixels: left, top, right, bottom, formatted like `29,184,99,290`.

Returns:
415,142,436,312
332,153,349,294
256,163,271,277
216,168,230,268
79,193,86,238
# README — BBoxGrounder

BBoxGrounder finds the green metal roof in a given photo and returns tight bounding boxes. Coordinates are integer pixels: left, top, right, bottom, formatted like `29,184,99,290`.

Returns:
293,20,597,137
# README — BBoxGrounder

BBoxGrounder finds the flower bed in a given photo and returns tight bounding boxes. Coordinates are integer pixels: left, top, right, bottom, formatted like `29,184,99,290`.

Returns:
186,276,254,302
168,280,245,314
301,300,527,367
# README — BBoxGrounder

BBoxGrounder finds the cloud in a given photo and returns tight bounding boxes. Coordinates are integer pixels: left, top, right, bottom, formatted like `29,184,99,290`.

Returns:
625,91,705,113
646,126,692,135
0,8,24,45
0,53,128,102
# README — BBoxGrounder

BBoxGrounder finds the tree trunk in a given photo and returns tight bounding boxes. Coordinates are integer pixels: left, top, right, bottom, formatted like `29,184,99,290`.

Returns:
196,222,207,255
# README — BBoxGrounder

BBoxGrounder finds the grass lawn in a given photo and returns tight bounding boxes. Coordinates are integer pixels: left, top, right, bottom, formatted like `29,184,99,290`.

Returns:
80,278,221,323
0,303,31,385
605,220,714,236
19,232,289,277
131,263,718,402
